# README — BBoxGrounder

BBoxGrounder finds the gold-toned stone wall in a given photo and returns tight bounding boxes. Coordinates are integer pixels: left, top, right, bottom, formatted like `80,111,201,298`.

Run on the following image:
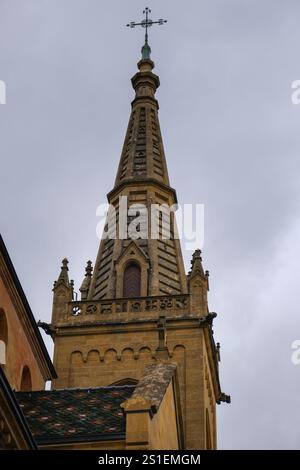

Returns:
149,381,179,450
52,318,214,449
0,275,45,391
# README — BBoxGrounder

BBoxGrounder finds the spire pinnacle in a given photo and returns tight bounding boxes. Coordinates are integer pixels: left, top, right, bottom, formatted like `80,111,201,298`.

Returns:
88,12,186,300
57,258,69,284
127,7,167,60
80,260,93,300
85,260,93,277
189,249,205,277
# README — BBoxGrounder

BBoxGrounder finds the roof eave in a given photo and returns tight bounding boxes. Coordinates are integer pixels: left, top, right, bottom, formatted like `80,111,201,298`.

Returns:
0,234,57,380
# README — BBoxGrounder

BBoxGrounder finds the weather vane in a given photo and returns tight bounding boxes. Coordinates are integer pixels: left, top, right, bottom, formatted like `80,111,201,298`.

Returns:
127,7,167,59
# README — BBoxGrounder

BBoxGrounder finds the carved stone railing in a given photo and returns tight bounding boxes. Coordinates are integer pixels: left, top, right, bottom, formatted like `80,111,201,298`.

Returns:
67,294,190,322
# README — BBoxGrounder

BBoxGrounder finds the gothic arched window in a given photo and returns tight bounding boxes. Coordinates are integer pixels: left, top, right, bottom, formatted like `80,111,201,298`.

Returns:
20,365,32,391
0,309,8,366
123,262,141,298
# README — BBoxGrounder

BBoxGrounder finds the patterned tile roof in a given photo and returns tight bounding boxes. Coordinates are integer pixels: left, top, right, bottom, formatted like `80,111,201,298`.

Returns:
15,386,135,444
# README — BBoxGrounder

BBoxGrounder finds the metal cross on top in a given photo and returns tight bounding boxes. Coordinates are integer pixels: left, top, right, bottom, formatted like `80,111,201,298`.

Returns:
127,7,167,59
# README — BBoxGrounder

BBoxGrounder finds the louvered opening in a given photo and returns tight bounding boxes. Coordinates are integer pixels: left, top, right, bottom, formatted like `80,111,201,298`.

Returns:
123,262,141,298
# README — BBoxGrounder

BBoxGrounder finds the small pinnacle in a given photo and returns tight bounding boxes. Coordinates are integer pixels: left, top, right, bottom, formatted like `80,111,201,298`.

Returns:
57,257,70,284
85,260,93,277
193,249,202,260
80,261,93,300
190,249,204,276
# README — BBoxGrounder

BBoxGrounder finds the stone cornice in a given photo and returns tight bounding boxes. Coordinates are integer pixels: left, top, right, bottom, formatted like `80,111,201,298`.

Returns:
107,178,178,204
52,315,209,338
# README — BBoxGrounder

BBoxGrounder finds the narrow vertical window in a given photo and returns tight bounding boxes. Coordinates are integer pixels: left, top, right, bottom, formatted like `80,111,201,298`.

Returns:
0,309,8,365
123,262,141,298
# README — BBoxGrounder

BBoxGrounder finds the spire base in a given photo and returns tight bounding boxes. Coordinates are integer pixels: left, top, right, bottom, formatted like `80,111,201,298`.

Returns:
141,42,151,60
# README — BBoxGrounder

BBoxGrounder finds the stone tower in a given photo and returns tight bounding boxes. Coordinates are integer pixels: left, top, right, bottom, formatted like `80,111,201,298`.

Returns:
49,42,229,450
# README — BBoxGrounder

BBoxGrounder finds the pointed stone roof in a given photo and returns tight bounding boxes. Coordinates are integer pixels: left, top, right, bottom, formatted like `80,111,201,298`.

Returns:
79,261,93,300
56,258,70,285
113,58,170,191
189,249,205,277
88,51,187,300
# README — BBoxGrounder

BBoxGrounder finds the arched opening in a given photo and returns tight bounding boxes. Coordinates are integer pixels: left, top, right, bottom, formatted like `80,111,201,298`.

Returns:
20,366,32,391
0,309,8,366
123,262,141,298
109,378,138,387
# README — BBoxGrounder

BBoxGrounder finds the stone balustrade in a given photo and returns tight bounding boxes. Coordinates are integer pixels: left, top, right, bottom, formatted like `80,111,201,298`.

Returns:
67,294,190,322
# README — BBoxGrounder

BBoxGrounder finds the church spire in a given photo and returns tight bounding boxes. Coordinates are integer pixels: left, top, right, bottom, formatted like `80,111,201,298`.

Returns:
112,53,170,189
50,11,229,449
113,9,169,191
88,12,187,300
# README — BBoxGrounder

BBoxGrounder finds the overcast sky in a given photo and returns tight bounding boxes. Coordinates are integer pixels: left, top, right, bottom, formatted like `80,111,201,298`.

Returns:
1,0,300,449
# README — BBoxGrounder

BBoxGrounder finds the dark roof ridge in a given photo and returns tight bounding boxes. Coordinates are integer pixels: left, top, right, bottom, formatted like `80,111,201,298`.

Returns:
15,384,136,396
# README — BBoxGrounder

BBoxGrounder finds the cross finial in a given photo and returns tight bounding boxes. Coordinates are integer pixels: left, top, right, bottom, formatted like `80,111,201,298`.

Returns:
127,7,167,60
